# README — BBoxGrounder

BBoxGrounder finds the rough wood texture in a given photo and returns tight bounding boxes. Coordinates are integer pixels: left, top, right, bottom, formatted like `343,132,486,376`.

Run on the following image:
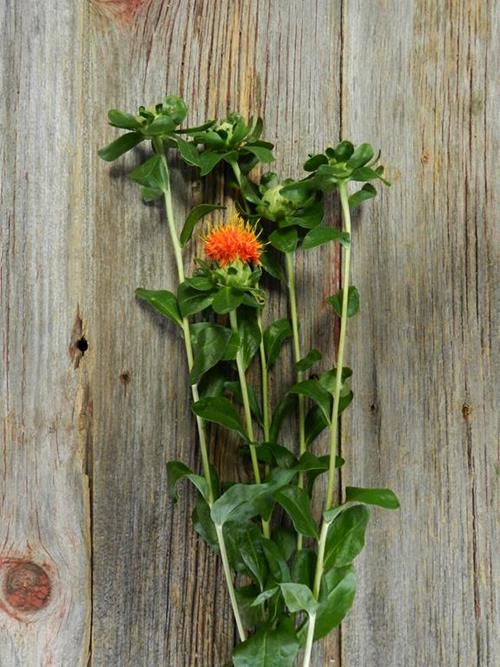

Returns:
1,1,498,666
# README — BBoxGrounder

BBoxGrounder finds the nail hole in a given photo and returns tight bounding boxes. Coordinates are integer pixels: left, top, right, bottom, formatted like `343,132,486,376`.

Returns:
119,371,131,385
76,337,88,354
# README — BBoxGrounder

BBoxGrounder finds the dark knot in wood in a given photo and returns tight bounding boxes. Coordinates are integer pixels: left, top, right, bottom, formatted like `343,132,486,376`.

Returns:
3,562,51,612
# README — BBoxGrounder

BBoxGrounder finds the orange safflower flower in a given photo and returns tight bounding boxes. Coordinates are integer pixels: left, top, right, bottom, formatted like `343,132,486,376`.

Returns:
203,216,263,266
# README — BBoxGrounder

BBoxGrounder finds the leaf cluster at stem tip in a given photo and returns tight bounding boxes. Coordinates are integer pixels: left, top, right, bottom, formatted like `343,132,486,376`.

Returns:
100,94,399,666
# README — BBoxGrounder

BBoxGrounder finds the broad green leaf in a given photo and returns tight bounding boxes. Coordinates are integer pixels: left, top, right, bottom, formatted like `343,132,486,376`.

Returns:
237,310,262,370
232,620,300,667
135,288,182,326
347,143,374,169
212,286,244,314
304,404,329,446
177,282,214,317
180,204,225,247
327,286,360,318
346,486,400,509
273,527,297,562
270,394,295,442
348,183,376,209
175,136,201,166
244,144,275,163
289,379,332,423
211,482,270,527
192,396,247,440
257,442,297,469
252,586,279,607
98,132,143,161
280,583,318,615
302,226,350,250
189,324,232,384
261,249,285,282
197,365,227,399
306,454,345,496
147,115,176,135
333,141,354,161
324,505,370,570
264,319,292,366
108,109,142,130
166,461,208,502
175,120,216,134
199,151,227,176
274,486,319,539
303,153,328,171
128,155,167,191
192,493,219,552
185,276,215,291
312,566,356,640
292,549,316,588
268,228,298,253
225,521,268,589
261,538,291,583
293,452,330,473
225,381,263,425
235,584,268,629
295,349,322,372
318,366,353,395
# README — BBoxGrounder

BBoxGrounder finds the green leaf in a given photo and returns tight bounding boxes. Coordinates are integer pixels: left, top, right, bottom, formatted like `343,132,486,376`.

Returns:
225,521,268,589
175,136,201,166
189,324,232,384
346,486,400,509
280,583,318,615
268,228,298,253
199,151,227,176
175,120,216,134
177,282,214,317
327,286,360,318
304,404,329,446
98,132,143,161
312,566,356,640
237,310,262,370
270,395,295,442
257,442,297,469
289,379,331,423
244,144,275,163
129,154,167,191
211,483,270,527
261,538,291,583
211,286,244,314
274,486,319,539
147,115,176,135
292,549,316,588
264,319,292,366
192,396,247,440
108,109,142,130
348,183,376,209
302,226,350,250
273,527,297,561
180,204,225,246
197,365,227,399
347,143,374,169
235,584,268,629
166,461,208,502
192,493,219,551
261,249,285,282
293,452,330,473
333,141,354,161
303,153,328,171
324,505,370,570
135,288,182,326
252,586,280,607
225,381,263,425
233,620,300,667
295,349,322,372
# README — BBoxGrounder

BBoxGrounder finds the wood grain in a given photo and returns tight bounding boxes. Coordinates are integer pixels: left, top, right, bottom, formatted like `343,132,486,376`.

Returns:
1,0,498,665
340,1,499,666
0,1,91,665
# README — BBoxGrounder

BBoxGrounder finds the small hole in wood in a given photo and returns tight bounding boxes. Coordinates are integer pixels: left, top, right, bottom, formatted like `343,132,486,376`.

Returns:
76,337,88,354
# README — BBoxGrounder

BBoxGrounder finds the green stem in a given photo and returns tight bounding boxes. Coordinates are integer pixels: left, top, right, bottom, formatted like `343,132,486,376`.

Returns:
285,252,306,551
302,181,352,666
152,138,246,642
257,310,272,537
230,160,250,214
229,309,271,539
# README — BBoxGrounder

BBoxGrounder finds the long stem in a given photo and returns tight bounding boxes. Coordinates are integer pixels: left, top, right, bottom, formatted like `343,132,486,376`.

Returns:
152,138,246,641
257,310,272,537
302,181,352,666
229,309,271,539
285,252,306,551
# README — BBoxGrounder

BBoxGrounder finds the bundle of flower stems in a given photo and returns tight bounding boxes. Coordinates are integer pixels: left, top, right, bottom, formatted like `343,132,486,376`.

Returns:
99,96,399,666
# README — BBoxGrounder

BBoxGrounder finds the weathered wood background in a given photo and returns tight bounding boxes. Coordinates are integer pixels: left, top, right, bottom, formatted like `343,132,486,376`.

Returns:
1,0,498,665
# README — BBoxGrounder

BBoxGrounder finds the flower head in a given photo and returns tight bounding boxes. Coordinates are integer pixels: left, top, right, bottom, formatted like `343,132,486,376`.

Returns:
203,216,263,266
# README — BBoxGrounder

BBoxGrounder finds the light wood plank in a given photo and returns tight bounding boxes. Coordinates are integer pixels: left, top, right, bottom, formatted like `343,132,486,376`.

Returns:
0,1,91,664
341,1,499,666
87,1,342,664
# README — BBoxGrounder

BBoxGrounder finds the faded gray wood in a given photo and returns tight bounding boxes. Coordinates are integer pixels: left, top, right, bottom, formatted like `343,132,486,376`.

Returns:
1,1,498,666
0,1,90,665
341,1,499,666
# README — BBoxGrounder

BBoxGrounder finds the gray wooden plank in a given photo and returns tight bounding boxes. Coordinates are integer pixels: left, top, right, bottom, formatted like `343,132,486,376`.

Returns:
0,1,91,664
87,1,342,664
340,1,499,666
